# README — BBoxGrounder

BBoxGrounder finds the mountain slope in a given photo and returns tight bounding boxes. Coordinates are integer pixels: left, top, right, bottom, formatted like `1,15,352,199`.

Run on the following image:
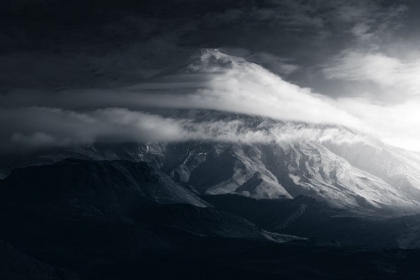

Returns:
0,239,80,280
0,159,303,277
0,158,208,212
203,194,420,248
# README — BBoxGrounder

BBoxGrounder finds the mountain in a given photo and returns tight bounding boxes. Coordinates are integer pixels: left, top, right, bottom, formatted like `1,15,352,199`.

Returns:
6,123,420,216
2,50,420,242
3,50,420,217
2,49,420,278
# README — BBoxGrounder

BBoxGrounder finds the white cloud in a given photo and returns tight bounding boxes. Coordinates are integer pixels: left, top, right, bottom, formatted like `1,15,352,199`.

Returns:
0,107,191,151
0,106,368,153
324,51,420,97
337,97,420,151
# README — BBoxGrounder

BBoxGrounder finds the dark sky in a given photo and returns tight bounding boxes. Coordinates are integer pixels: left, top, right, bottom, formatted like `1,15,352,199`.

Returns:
1,0,420,151
0,0,413,92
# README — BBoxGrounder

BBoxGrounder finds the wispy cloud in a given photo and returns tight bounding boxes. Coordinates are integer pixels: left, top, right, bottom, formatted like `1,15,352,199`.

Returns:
324,51,420,97
0,106,369,154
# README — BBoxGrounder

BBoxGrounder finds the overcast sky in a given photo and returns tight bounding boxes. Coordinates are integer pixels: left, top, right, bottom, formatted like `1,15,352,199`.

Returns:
1,0,420,152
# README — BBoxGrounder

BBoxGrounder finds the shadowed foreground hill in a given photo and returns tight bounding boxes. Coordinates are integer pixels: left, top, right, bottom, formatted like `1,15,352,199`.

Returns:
1,159,420,279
